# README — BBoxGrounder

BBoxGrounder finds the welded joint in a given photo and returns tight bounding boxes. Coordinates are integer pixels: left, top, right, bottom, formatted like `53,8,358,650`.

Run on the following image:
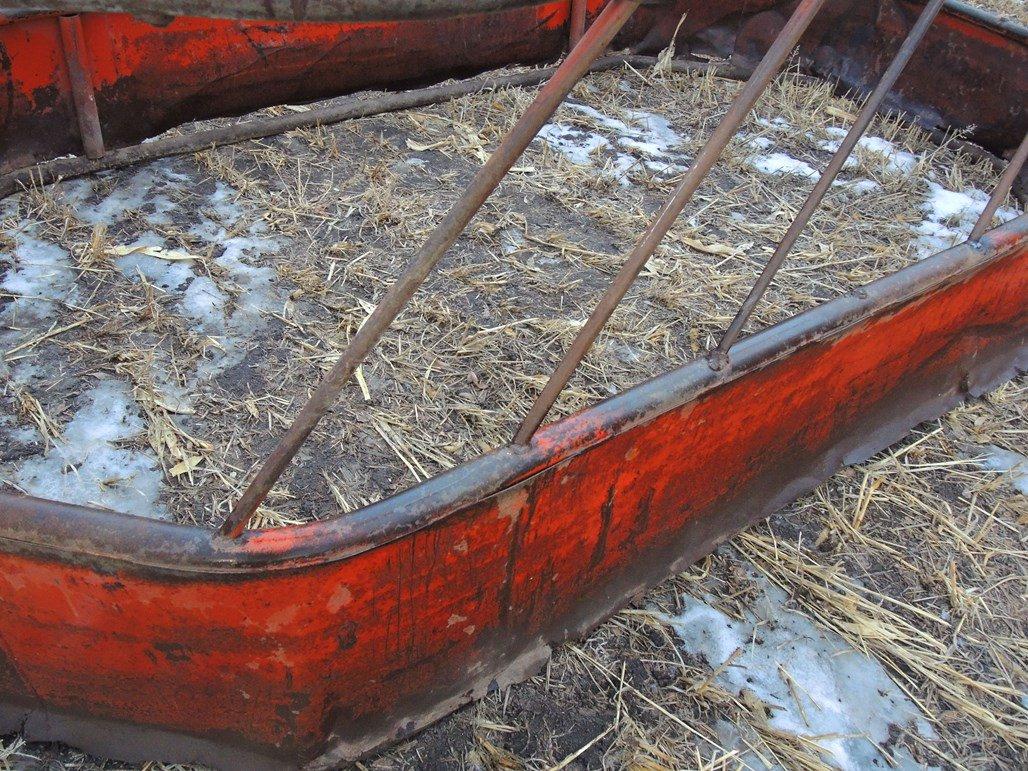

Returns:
58,14,105,160
706,350,730,371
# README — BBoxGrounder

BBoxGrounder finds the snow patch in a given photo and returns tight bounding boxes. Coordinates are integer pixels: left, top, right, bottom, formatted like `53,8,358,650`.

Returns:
664,580,936,771
1,234,76,322
833,178,880,196
179,275,229,333
113,233,195,290
751,152,818,179
973,445,1028,495
8,380,166,518
536,123,610,166
821,130,920,176
97,180,284,377
912,182,1019,258
536,104,690,183
64,166,178,225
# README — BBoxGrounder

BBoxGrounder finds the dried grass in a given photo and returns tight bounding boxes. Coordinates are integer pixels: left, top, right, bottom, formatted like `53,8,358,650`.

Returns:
972,0,1028,25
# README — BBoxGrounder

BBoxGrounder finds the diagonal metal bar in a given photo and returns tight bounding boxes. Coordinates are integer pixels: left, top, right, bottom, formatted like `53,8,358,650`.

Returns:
711,0,946,361
512,0,829,445
220,0,642,538
969,131,1028,241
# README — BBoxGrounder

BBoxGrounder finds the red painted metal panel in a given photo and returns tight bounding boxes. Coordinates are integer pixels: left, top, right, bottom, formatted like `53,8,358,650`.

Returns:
728,0,1028,154
0,2,582,169
1,217,1025,768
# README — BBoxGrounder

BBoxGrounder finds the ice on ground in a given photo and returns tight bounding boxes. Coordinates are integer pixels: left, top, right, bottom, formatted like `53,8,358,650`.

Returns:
179,275,229,333
537,104,690,183
94,180,285,377
973,445,1028,495
63,166,179,226
217,236,279,317
0,414,37,444
912,181,1020,258
172,233,282,372
5,380,167,518
750,152,819,180
113,233,196,290
190,182,248,241
0,233,76,322
664,579,936,771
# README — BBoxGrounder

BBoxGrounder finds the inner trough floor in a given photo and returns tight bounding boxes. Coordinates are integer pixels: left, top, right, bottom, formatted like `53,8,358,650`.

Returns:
0,64,1021,529
0,59,1025,769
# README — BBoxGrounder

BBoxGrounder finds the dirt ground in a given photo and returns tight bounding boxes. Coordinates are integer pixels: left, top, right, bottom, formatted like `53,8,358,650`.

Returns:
1,41,1025,771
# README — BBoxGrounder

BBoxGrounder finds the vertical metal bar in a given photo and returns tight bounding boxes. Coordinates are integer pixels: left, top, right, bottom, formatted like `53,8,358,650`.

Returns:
570,0,588,48
220,0,642,538
969,132,1028,241
58,14,105,160
512,0,828,445
712,0,945,361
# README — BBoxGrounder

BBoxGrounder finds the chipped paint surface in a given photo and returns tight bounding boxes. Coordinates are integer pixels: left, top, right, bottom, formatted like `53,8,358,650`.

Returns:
2,1,1026,169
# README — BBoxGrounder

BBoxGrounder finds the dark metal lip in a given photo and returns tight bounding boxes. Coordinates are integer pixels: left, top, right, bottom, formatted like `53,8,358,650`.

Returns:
0,215,1025,573
943,0,1028,39
0,1,551,23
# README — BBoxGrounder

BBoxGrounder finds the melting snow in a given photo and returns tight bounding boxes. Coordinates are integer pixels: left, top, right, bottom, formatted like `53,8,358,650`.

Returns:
0,234,76,321
973,445,1028,495
179,275,229,333
751,152,818,179
113,233,195,290
8,380,166,518
537,104,690,183
821,129,921,176
63,166,179,225
536,123,610,166
664,580,936,771
834,178,881,196
856,136,920,175
83,174,287,375
0,164,289,519
912,181,1020,257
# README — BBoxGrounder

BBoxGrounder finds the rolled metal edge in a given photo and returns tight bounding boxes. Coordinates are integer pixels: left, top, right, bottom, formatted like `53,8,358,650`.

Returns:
0,0,547,22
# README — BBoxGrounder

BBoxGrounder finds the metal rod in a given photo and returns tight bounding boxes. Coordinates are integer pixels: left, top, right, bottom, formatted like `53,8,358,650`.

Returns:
220,0,642,539
712,0,946,360
58,14,105,160
512,0,828,445
570,0,588,48
0,56,739,200
969,131,1028,241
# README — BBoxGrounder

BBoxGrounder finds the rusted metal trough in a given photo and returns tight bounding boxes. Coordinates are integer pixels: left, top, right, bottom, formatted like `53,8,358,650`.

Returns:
0,1,1026,769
